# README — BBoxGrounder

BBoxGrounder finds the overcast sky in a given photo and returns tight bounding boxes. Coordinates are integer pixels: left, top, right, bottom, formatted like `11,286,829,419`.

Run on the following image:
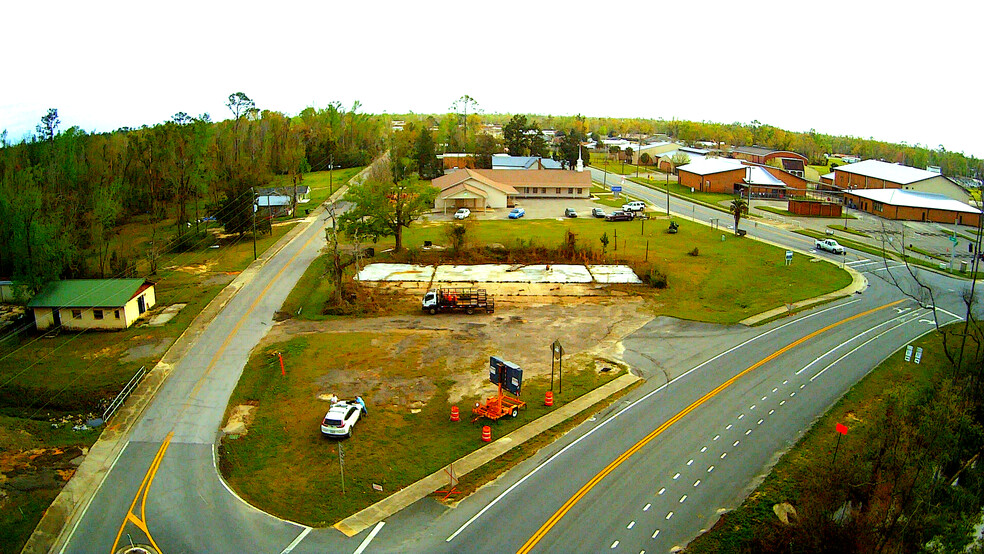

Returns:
3,1,981,158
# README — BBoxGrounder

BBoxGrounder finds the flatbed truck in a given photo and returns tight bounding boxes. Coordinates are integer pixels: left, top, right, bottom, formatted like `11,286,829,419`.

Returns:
422,288,495,315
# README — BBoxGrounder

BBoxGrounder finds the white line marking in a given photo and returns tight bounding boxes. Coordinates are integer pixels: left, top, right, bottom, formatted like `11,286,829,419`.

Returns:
666,511,674,520
733,440,740,447
611,540,619,549
721,452,728,459
800,384,805,389
790,392,796,397
750,404,756,410
658,487,666,495
628,521,635,529
694,480,701,487
353,521,385,554
713,434,720,441
644,503,651,511
687,458,694,466
59,441,131,554
280,527,312,554
673,472,680,480
726,424,733,430
707,465,715,472
780,400,786,406
772,387,778,393
745,429,752,435
769,409,774,415
761,396,767,401
757,419,764,425
783,380,788,385
653,529,660,538
446,298,868,542
737,414,744,420
700,446,707,452
679,495,688,503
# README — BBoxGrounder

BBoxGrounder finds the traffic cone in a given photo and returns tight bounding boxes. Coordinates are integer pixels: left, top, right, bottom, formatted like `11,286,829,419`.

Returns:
481,425,491,442
545,390,554,407
450,406,460,422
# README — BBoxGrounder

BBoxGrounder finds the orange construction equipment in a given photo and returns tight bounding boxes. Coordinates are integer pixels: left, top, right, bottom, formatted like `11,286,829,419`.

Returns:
481,426,491,442
545,390,554,406
450,406,460,422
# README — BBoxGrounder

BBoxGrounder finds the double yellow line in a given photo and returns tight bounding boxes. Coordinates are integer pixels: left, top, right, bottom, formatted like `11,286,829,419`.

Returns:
111,433,173,553
517,299,905,553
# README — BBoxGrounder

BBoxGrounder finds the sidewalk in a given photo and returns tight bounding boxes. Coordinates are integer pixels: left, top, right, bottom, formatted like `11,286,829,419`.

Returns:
25,185,352,554
334,372,641,537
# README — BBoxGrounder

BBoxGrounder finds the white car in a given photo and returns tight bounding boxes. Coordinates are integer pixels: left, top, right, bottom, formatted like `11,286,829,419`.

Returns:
454,208,471,220
621,201,646,212
320,400,365,438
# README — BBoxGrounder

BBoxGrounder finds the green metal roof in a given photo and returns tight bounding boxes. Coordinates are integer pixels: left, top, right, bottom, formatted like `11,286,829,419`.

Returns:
27,279,149,308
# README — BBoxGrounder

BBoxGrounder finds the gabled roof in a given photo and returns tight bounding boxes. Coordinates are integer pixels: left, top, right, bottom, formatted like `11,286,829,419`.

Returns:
835,160,943,185
847,189,981,214
492,156,539,169
440,182,489,199
28,279,151,308
473,169,591,186
433,169,519,195
541,158,563,169
678,158,745,176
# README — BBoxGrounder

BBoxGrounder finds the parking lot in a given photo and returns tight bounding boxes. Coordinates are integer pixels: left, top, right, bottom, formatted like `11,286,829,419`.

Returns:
425,197,611,222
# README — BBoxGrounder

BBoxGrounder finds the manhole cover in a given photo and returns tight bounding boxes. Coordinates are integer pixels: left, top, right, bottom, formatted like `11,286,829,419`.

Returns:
115,545,158,554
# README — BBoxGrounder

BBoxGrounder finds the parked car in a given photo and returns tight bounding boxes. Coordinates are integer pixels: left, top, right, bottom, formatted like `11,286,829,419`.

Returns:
508,207,526,219
605,210,634,221
591,207,606,218
564,208,578,218
622,201,646,212
453,208,471,220
320,399,367,438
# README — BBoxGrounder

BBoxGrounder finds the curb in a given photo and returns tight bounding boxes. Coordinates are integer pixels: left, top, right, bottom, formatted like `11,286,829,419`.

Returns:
334,372,641,537
25,186,351,554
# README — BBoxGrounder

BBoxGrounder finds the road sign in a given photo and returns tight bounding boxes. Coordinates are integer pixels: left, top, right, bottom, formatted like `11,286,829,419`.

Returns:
914,347,923,364
836,423,848,435
785,251,793,266
611,186,622,192
905,345,913,362
950,235,958,244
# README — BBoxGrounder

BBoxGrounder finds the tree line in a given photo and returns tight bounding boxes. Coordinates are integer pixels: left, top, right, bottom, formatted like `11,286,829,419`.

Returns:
0,95,385,293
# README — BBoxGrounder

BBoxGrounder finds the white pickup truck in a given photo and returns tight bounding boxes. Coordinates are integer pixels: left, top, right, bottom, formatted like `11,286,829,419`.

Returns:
815,238,846,255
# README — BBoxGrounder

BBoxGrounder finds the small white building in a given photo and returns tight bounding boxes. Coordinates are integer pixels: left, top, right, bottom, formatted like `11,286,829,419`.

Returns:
28,279,156,331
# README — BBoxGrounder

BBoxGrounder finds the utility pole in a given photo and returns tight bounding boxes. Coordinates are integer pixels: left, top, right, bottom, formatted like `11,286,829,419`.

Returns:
251,187,257,260
329,154,335,198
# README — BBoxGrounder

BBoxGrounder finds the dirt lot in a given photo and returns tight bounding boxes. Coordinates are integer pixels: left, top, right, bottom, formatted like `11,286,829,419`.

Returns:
261,283,652,405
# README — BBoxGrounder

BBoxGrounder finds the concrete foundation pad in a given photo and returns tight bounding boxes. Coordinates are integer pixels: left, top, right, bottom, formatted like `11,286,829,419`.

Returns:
356,263,639,285
147,303,186,326
588,265,644,284
355,263,435,282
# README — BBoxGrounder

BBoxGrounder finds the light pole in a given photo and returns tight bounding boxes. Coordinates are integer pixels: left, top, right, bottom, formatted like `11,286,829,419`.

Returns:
251,186,257,260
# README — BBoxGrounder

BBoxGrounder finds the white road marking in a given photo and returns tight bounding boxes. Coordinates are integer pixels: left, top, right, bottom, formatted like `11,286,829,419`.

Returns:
790,392,796,397
628,521,635,529
721,452,728,459
733,440,740,446
780,400,786,406
737,413,744,420
59,441,132,554
750,404,757,410
673,472,680,480
445,299,863,541
679,495,688,503
769,409,774,415
281,527,313,554
666,511,674,520
700,446,707,452
694,480,701,487
644,503,651,511
772,387,778,393
352,522,385,554
713,434,720,441
757,419,764,425
707,465,715,472
800,384,805,389
687,459,694,466
783,380,788,385
653,530,661,538
761,396,767,401
745,429,752,435
658,487,666,495
611,540,619,549
726,424,733,430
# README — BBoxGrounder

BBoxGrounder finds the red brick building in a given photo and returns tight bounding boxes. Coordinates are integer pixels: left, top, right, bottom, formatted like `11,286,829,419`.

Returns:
845,188,980,227
677,159,747,194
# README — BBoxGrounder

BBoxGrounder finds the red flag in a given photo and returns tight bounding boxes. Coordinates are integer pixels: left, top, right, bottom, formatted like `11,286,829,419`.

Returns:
836,423,848,435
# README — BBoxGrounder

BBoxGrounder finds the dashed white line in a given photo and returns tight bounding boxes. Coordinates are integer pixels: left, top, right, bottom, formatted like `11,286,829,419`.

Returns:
644,503,651,511
750,404,756,410
780,400,786,406
713,434,720,441
772,387,778,393
653,530,661,538
707,465,715,472
628,521,635,529
666,511,674,520
679,495,688,503
737,414,745,420
687,459,694,466
673,472,680,480
726,424,733,430
769,409,775,414
761,396,768,401
783,380,788,385
745,429,752,435
720,452,728,459
790,392,796,397
694,479,701,487
800,384,805,389
658,487,666,495
733,440,740,447
757,419,764,425
700,446,707,452
611,540,619,549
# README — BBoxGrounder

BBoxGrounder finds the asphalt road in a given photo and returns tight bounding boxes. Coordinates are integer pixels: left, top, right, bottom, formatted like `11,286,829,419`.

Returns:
56,176,981,554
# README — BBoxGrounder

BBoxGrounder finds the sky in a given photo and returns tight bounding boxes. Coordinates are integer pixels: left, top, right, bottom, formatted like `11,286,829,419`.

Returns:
3,0,982,158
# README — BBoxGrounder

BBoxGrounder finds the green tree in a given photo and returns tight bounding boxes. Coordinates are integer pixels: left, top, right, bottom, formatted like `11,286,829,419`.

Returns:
36,109,59,142
339,154,437,251
639,152,652,165
503,114,546,157
474,134,498,169
415,126,441,180
730,198,748,234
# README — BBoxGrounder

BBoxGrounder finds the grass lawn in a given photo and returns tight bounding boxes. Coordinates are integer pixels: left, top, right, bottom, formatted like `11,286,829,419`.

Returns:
686,326,961,553
590,162,658,177
629,177,733,213
825,224,869,237
220,333,626,526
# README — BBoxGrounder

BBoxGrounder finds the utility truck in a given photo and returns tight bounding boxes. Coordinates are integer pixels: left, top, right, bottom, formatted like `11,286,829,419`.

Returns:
422,288,494,315
815,238,846,255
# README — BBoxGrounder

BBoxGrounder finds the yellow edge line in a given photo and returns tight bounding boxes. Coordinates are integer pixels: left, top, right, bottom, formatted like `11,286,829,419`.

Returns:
517,298,904,553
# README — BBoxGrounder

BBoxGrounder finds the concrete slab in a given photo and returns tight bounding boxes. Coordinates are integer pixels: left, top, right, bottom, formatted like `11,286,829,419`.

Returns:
357,263,641,284
355,263,434,282
588,265,644,284
147,303,186,326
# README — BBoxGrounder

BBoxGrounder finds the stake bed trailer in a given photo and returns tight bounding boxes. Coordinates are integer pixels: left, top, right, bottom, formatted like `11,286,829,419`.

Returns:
422,288,494,315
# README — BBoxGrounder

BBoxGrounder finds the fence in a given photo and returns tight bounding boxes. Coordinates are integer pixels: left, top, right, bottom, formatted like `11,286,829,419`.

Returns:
102,365,148,423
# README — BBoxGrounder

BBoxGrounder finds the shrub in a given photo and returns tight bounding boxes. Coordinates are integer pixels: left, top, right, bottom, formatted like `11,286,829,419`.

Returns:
648,266,668,289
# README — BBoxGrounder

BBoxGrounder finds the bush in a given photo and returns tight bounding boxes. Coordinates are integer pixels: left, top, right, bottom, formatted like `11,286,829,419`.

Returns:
648,266,668,289
168,229,215,253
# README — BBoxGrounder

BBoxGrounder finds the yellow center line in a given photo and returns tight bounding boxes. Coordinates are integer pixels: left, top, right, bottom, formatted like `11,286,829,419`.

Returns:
109,224,323,553
517,298,905,554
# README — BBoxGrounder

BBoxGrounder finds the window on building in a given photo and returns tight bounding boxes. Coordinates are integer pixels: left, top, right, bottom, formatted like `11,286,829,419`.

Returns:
576,188,582,195
555,188,561,194
94,309,103,320
873,202,883,212
568,188,573,194
72,310,82,319
115,310,121,319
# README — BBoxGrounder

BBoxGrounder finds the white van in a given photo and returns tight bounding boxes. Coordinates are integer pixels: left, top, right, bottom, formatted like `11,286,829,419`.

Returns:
622,201,646,212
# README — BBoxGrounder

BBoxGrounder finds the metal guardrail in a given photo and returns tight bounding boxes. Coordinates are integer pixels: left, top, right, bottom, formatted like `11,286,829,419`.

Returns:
102,365,148,423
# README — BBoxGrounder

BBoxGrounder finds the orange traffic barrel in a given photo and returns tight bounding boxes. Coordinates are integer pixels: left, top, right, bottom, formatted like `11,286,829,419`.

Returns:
545,390,554,406
481,425,491,442
450,406,460,422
